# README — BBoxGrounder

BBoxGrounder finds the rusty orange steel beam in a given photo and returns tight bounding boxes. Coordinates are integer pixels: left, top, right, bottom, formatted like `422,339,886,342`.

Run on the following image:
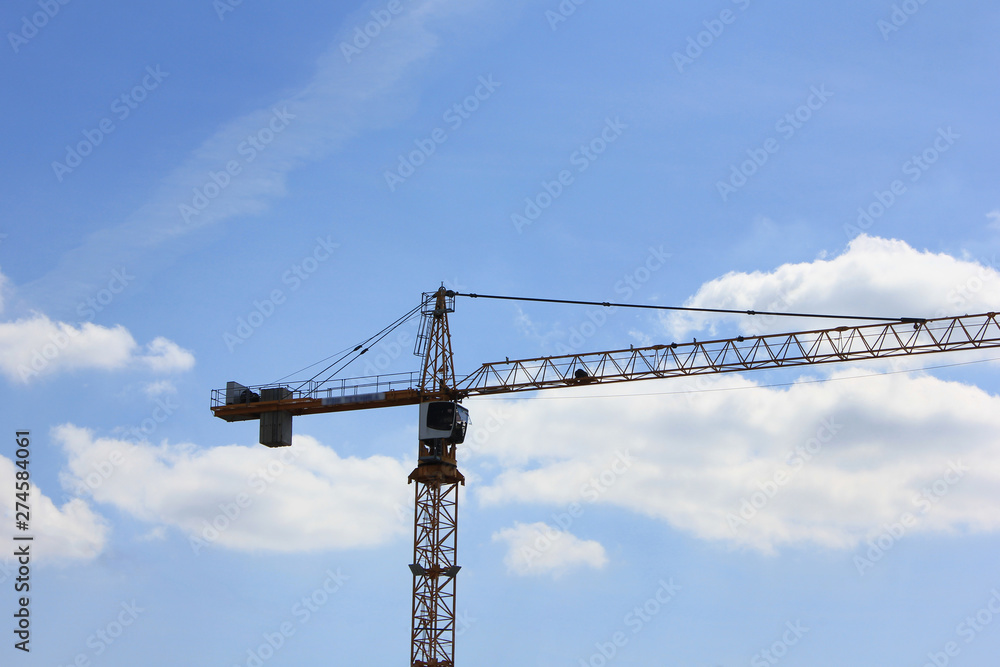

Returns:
211,313,1000,418
456,312,1000,396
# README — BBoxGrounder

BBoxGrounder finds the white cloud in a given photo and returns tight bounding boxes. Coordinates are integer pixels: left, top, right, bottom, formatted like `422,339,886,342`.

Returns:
988,210,1000,230
55,425,411,553
470,369,1000,554
137,526,167,542
0,269,7,313
142,380,177,397
0,455,109,563
0,314,194,383
138,337,195,373
491,521,607,577
468,237,1000,555
666,235,1000,338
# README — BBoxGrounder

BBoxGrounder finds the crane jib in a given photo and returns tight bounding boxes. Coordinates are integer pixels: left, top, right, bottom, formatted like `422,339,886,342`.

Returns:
212,312,1000,416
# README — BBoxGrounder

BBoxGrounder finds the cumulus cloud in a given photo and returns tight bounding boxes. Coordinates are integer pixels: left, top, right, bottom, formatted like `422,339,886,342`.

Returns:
0,455,109,563
468,237,1000,555
0,314,194,382
55,425,411,553
491,521,608,577
138,337,195,373
470,369,1000,554
666,235,1000,338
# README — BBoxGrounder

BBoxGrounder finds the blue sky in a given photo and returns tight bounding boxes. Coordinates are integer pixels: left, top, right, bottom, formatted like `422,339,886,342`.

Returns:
3,0,1000,665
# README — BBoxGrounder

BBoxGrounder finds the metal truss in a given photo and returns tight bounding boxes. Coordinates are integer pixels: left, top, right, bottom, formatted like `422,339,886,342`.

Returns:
457,313,1000,395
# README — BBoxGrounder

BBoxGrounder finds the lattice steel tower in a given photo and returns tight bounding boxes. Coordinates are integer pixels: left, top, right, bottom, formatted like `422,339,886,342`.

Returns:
408,287,467,666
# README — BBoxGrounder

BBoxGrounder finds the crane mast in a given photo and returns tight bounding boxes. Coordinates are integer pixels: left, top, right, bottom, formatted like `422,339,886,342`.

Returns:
210,292,1000,666
408,288,465,667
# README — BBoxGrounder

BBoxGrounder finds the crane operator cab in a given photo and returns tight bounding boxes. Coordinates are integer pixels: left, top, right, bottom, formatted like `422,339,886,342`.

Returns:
418,401,469,465
419,401,469,443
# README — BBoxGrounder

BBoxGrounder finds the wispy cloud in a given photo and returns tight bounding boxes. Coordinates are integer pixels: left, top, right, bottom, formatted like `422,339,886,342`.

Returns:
16,0,473,316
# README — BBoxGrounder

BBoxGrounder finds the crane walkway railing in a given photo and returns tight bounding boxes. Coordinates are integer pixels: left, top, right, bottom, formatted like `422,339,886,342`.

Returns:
211,371,422,409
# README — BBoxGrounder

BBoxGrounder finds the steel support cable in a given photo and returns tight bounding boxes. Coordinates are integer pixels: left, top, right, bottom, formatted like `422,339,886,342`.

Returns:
272,344,358,384
309,308,423,391
291,303,423,393
301,304,422,391
449,291,927,325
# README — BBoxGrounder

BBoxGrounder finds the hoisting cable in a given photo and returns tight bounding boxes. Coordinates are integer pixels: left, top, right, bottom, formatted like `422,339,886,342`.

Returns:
449,291,927,325
291,302,424,393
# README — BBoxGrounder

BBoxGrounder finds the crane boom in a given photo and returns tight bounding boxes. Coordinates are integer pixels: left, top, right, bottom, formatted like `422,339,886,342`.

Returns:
458,311,1000,394
212,311,1000,422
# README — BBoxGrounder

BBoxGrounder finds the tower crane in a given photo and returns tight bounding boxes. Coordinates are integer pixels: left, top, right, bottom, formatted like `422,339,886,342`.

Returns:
211,286,1000,666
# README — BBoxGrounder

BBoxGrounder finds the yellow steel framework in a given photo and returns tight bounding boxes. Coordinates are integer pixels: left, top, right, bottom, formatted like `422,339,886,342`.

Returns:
210,293,1000,666
408,288,464,666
